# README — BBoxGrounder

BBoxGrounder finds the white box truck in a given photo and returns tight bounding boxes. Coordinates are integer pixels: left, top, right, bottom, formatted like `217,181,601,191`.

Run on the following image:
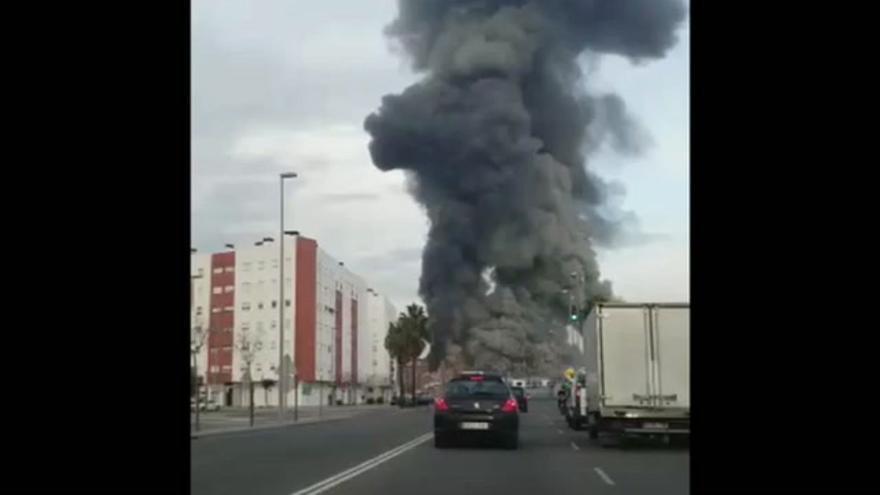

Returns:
580,303,690,445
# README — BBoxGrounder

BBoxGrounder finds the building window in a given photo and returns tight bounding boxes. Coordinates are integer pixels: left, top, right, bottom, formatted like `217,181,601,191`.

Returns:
271,259,279,269
221,365,232,372
210,365,219,373
270,320,277,329
285,300,291,307
196,306,203,316
223,346,232,352
258,261,265,271
213,267,223,274
242,302,251,311
212,287,222,295
224,285,234,293
224,306,234,312
284,319,291,330
225,266,234,273
244,262,252,272
258,302,264,310
210,348,218,355
271,301,277,308
212,307,221,314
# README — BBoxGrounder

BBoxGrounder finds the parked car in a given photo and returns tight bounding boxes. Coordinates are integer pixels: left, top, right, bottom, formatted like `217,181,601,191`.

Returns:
190,398,220,412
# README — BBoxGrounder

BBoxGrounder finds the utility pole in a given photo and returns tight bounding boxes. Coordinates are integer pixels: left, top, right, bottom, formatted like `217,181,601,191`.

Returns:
279,172,297,419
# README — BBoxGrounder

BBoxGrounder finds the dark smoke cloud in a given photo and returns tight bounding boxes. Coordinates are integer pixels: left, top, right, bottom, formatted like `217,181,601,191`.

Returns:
365,0,686,371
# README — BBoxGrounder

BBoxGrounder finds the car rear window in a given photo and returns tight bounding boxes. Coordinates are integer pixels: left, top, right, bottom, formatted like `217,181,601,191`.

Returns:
445,379,510,398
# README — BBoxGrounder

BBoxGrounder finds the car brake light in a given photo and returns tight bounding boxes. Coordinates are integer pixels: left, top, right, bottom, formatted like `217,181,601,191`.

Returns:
434,397,450,412
501,398,518,413
468,375,484,381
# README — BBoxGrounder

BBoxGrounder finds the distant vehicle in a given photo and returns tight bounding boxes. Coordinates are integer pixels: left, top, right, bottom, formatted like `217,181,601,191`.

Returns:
511,386,528,413
416,395,433,406
580,303,690,446
433,371,520,449
191,397,221,412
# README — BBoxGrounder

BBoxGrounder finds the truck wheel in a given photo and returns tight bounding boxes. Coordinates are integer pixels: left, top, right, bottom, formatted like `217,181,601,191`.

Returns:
588,414,599,439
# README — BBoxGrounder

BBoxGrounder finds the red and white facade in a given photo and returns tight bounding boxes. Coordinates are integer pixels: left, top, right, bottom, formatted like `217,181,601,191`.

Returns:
190,235,397,407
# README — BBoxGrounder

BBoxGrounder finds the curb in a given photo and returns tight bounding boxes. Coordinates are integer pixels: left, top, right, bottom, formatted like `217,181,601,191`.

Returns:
191,415,352,439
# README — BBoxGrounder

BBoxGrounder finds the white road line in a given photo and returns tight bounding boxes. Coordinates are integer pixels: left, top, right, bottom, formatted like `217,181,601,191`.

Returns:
290,433,432,495
594,467,616,486
570,441,580,451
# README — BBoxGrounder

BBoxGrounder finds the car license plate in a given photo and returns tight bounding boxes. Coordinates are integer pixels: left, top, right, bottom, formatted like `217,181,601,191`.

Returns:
643,422,668,429
460,422,489,430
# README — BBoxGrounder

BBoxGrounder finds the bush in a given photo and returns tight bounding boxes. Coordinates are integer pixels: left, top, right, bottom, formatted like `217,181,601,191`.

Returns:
336,399,343,406
376,397,384,404
366,397,375,405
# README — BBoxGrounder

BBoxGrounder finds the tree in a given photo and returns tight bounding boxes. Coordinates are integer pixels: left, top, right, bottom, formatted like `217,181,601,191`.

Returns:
384,304,428,407
385,321,407,406
236,331,263,427
402,304,428,405
190,320,209,432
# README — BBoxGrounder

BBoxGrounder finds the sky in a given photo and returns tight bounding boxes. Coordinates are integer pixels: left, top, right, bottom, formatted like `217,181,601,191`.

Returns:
191,0,690,309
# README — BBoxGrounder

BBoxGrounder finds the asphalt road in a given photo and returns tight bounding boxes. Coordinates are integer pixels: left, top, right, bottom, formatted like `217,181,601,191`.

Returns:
192,398,689,495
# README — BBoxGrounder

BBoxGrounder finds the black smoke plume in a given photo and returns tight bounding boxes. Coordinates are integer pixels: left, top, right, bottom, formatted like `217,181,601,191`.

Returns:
365,0,686,371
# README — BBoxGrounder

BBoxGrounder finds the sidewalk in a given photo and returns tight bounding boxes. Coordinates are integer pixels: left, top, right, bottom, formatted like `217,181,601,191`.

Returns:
190,404,401,438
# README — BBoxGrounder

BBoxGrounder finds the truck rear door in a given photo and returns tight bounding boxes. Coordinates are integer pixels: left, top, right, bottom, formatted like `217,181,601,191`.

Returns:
598,306,652,407
652,305,690,409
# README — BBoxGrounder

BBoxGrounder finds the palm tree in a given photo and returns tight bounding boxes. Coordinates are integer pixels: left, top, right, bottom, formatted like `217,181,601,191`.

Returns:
385,321,407,406
401,304,428,405
384,303,429,407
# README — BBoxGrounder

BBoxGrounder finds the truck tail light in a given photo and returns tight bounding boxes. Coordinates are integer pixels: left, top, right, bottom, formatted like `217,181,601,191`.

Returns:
434,397,449,412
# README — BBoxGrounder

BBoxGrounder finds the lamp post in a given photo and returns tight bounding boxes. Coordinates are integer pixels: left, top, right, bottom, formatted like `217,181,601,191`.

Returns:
279,172,297,420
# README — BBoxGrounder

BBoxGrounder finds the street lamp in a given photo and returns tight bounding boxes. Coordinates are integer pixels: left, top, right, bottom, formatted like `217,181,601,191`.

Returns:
279,172,297,420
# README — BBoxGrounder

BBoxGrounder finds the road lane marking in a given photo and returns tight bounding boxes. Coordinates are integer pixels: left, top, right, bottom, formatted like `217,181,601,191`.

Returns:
594,467,616,486
289,432,432,495
570,441,580,451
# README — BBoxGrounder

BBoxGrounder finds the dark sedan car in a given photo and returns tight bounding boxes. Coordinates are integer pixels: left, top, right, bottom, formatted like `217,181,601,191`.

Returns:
511,386,528,412
433,372,520,449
